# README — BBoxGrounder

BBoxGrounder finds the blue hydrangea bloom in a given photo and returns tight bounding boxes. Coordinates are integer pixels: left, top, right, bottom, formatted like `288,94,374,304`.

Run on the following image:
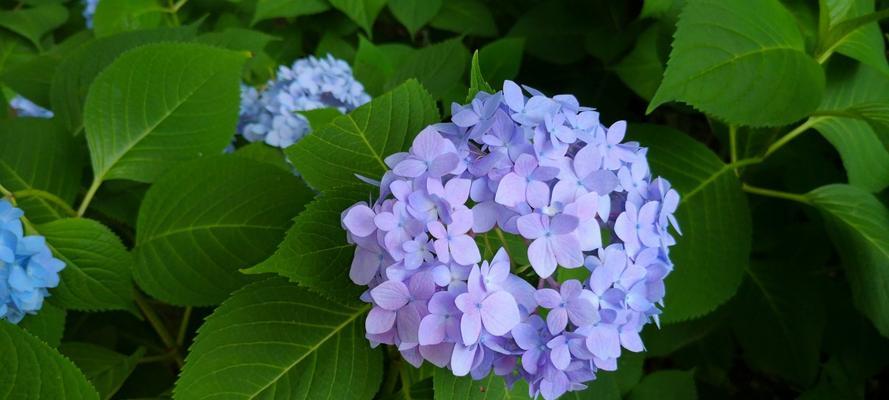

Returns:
82,0,99,28
237,54,371,148
9,95,53,119
0,200,65,324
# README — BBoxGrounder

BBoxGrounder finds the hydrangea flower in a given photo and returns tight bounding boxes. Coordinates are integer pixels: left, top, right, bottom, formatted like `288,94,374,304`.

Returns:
82,0,99,28
0,200,65,324
9,95,53,119
237,54,370,148
341,81,680,399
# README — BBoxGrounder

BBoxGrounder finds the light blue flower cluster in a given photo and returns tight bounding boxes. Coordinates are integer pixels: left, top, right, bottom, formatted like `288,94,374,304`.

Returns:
83,0,99,28
0,200,65,324
237,54,371,148
341,81,680,399
10,95,53,119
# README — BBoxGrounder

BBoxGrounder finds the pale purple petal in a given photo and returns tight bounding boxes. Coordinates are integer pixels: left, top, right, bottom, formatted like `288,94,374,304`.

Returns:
451,343,477,376
534,288,562,308
343,205,376,237
586,325,621,359
393,159,428,177
516,214,545,239
528,238,557,278
480,291,520,335
418,314,447,345
494,172,527,207
546,308,568,335
366,307,396,334
461,312,483,345
449,235,481,266
370,280,410,310
503,80,524,112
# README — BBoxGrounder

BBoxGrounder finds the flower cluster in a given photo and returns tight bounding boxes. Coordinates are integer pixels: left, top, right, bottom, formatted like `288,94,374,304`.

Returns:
237,54,371,148
341,81,679,399
10,95,53,119
82,0,99,28
0,200,65,324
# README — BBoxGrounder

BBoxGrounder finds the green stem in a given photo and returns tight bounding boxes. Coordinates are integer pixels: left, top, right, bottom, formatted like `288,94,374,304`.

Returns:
0,183,13,198
138,349,179,364
177,306,192,347
381,350,402,395
13,189,77,217
763,117,823,159
742,183,811,204
729,124,740,176
133,290,184,368
77,178,102,217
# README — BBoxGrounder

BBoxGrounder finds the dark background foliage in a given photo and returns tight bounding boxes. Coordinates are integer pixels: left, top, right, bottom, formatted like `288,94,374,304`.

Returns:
1,0,888,399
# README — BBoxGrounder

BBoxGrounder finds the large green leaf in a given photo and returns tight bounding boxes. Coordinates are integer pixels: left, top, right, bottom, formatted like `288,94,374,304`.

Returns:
288,79,439,191
822,0,889,73
807,184,889,337
329,0,388,35
51,27,197,134
388,0,442,36
813,61,889,192
92,0,164,38
0,4,68,48
507,0,590,64
627,370,697,400
429,0,497,37
59,343,145,400
478,38,524,87
244,186,369,303
133,156,313,306
0,118,82,224
731,262,825,386
251,0,330,25
174,278,382,400
648,0,825,127
84,43,247,183
354,36,395,96
0,322,99,399
614,25,665,101
19,302,66,347
38,218,134,311
0,31,91,108
631,124,752,323
433,368,530,399
386,39,469,100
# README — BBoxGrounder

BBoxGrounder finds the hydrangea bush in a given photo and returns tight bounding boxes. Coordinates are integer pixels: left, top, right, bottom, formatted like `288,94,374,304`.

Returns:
2,0,888,399
341,81,679,399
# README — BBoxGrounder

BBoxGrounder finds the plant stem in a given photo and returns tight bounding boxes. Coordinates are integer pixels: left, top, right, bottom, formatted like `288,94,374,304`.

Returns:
729,124,739,176
138,349,179,364
762,117,822,159
133,289,184,368
177,306,192,347
742,183,811,204
381,350,402,395
13,189,77,217
0,183,13,198
77,178,102,217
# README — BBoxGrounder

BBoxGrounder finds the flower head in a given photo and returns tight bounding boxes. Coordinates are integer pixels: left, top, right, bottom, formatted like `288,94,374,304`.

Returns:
0,200,65,323
341,81,680,399
237,54,370,148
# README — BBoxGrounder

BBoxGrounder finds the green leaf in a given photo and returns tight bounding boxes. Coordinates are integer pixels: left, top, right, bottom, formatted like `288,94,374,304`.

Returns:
648,0,825,127
288,79,439,191
60,343,145,400
641,310,722,357
316,32,357,62
252,0,330,25
467,50,493,102
432,368,530,399
0,322,100,399
133,156,312,306
806,184,889,337
478,38,524,88
51,26,197,134
84,43,247,183
820,0,889,72
563,373,620,400
0,31,92,108
329,0,388,35
243,186,369,303
630,124,751,322
813,61,889,192
0,4,68,48
300,107,343,131
507,0,589,65
627,370,697,400
197,28,280,53
387,38,469,100
234,142,292,172
38,218,134,312
429,0,497,37
93,0,164,38
174,278,382,400
0,118,82,224
388,0,442,36
731,261,826,386
19,302,66,347
354,36,395,96
614,25,665,101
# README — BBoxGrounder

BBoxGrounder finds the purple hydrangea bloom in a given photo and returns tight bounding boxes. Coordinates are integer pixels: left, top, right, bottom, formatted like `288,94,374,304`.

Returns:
341,81,680,399
236,54,370,149
9,95,53,119
0,200,65,323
